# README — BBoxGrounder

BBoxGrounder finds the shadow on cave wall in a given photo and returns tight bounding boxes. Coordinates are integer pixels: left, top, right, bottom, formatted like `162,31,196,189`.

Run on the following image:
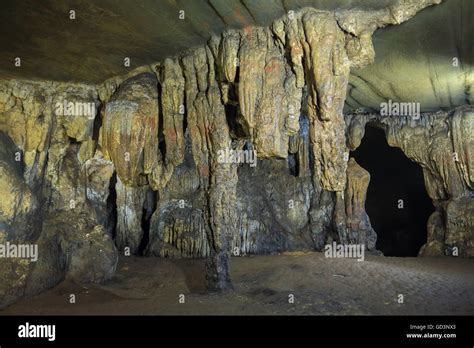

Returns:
351,126,434,256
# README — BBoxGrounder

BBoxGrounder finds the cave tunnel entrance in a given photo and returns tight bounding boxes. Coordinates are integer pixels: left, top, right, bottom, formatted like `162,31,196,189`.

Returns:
351,125,434,256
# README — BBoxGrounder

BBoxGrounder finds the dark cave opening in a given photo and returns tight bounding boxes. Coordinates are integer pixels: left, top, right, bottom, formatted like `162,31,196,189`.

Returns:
139,207,151,256
351,125,434,257
223,83,250,139
106,172,118,240
67,136,80,146
224,103,241,138
138,189,157,255
224,106,247,140
92,104,102,142
288,152,299,177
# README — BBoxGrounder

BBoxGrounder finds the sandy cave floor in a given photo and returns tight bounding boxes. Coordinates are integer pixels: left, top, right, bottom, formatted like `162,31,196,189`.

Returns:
2,252,473,315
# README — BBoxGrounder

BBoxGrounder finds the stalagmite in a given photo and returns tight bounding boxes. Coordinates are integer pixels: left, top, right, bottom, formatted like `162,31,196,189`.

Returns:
181,46,238,290
342,158,377,249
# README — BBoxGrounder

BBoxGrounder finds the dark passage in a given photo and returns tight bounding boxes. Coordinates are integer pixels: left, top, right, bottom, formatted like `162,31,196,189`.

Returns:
351,125,433,256
139,189,158,255
106,172,118,240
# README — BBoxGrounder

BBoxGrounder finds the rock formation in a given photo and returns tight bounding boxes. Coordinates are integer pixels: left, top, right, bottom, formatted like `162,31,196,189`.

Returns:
346,107,474,257
0,81,117,308
2,0,471,310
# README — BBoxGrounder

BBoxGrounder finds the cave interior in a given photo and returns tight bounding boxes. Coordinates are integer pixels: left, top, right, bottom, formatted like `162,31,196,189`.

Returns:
0,0,473,315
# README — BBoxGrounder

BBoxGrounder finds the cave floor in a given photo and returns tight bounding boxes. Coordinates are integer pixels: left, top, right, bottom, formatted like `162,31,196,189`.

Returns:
2,252,473,315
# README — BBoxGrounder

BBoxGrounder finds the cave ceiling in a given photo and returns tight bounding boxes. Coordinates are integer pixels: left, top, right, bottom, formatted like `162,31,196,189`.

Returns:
0,0,472,111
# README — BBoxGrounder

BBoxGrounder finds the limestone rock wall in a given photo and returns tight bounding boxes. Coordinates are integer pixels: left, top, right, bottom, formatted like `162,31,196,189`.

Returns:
0,80,118,309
